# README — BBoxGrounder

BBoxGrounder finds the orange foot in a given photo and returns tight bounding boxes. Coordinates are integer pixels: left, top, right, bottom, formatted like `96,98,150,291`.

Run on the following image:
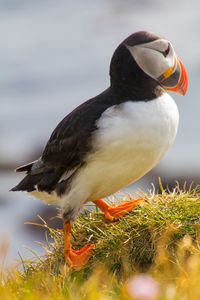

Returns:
64,222,95,270
65,244,96,270
95,198,145,222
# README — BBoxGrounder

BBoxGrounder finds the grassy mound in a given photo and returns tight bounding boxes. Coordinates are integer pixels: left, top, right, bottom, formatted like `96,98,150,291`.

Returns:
1,184,200,299
30,184,200,277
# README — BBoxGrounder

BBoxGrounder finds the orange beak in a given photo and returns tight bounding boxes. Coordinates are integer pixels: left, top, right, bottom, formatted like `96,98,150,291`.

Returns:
159,58,188,96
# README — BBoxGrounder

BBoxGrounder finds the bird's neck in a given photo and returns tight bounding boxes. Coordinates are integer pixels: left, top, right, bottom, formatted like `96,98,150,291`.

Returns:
110,79,164,102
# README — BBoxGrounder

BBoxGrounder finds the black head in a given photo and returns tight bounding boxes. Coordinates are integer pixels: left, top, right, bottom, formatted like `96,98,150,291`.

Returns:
109,31,188,101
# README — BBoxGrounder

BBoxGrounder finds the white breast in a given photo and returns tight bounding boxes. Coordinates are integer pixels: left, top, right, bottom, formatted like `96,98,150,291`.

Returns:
60,93,179,212
34,93,179,213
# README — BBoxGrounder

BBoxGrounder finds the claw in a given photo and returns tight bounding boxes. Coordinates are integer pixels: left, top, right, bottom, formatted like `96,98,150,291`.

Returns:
65,244,96,270
95,198,145,222
64,222,95,270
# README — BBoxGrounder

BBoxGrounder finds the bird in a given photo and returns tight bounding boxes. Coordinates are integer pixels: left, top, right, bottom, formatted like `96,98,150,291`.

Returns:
11,31,188,270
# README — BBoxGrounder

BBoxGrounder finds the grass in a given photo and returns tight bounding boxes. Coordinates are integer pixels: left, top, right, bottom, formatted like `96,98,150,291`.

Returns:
1,183,200,299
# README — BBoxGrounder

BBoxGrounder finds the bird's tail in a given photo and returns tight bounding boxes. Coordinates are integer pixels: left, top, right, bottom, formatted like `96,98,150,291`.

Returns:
10,159,62,193
15,161,35,173
10,172,44,192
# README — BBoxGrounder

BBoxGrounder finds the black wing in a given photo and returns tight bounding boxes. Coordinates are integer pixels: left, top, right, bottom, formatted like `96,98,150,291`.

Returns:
11,88,115,193
42,100,99,170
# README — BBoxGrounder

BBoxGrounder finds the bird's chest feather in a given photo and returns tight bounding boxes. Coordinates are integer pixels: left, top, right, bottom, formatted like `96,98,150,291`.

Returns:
96,93,178,150
85,93,179,197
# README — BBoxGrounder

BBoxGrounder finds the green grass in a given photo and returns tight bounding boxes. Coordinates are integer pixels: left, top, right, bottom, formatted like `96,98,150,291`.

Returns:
1,184,200,299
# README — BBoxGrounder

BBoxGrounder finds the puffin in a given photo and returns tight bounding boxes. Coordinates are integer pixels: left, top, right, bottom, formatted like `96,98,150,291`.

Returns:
11,31,188,269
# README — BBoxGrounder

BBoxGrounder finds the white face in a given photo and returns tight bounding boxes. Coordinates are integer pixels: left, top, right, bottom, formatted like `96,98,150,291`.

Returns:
126,39,177,81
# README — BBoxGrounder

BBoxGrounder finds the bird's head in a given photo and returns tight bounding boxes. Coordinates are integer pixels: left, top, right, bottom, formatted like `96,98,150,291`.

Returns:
110,31,188,98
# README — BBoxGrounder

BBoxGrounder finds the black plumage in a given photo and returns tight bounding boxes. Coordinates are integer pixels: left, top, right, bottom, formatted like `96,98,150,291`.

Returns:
11,31,163,195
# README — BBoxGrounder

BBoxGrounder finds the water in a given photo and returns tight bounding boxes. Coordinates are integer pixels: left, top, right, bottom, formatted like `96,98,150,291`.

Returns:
1,0,200,264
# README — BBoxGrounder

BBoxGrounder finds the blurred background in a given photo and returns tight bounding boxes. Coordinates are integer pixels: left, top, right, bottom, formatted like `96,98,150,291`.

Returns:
1,0,200,265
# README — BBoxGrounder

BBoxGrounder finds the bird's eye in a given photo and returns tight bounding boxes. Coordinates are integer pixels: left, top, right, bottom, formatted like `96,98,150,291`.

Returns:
163,43,170,57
